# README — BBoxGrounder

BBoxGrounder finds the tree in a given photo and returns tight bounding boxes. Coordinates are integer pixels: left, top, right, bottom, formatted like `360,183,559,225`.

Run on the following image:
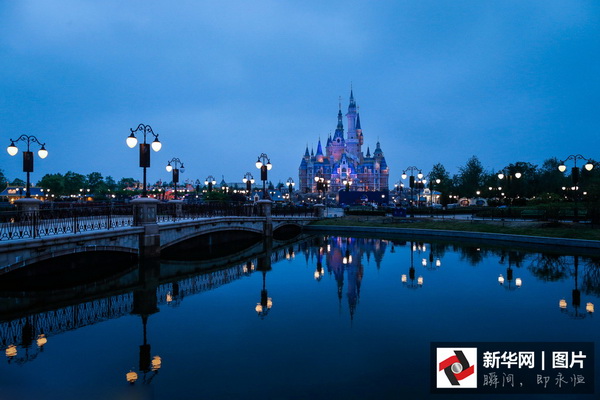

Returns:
118,177,138,190
38,173,65,195
87,172,105,192
429,163,452,206
500,161,538,200
63,171,87,195
11,178,26,187
0,169,7,188
537,158,568,198
455,156,486,197
105,176,117,191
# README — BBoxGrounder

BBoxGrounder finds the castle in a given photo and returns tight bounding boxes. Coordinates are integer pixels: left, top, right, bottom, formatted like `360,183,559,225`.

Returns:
298,89,389,193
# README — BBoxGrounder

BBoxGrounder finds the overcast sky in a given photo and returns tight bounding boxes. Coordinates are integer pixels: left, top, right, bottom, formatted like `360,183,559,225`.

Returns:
1,1,599,187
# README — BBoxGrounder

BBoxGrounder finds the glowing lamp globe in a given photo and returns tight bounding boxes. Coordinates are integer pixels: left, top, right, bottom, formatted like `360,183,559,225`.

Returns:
559,299,567,309
558,164,567,172
151,138,162,152
585,161,594,171
126,371,138,383
38,145,48,159
166,164,173,172
126,133,138,148
7,142,18,156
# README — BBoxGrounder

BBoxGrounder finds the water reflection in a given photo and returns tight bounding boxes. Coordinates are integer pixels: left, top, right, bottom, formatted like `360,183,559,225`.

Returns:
0,234,599,398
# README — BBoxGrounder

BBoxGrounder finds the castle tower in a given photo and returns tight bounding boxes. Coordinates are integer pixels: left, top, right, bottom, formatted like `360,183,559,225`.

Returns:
345,88,360,159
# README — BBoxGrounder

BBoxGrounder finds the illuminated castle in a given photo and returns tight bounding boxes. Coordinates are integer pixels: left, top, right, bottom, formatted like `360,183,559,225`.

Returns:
298,89,389,193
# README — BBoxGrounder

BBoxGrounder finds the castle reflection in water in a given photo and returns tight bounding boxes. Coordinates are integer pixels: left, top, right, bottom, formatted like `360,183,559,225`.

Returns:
1,234,599,386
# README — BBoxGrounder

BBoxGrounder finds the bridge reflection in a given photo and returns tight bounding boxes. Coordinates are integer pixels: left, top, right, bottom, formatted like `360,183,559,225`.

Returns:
0,235,311,365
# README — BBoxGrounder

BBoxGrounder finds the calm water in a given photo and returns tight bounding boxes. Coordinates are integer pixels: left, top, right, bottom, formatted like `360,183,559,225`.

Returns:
0,234,599,400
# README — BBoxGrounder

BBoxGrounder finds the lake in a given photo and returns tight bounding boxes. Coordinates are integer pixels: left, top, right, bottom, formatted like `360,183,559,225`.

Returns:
0,233,598,399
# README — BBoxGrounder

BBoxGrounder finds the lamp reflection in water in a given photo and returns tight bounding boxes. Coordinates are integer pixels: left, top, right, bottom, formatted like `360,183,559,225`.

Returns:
127,260,162,384
402,241,424,289
255,240,273,319
497,265,522,290
559,256,594,319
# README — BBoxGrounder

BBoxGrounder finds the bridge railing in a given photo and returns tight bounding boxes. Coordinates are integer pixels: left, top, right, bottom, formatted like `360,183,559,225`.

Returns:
157,203,256,222
0,205,134,241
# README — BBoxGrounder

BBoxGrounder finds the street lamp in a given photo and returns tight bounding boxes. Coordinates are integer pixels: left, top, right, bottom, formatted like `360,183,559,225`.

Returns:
497,266,522,290
426,176,442,207
255,153,272,200
243,172,255,198
6,135,48,198
401,167,423,217
559,256,594,319
558,155,595,222
286,177,295,202
342,178,353,192
165,158,184,200
204,175,216,193
126,124,162,198
497,170,522,203
401,241,424,289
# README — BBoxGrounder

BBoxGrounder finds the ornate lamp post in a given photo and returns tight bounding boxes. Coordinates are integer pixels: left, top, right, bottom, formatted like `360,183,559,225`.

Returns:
497,170,522,203
286,177,295,202
559,256,594,319
401,241,424,289
342,178,353,192
204,175,216,193
165,158,184,200
497,266,522,290
558,155,594,221
401,167,423,217
255,153,272,199
6,135,48,198
243,172,255,198
428,177,441,207
126,124,162,198
314,171,326,202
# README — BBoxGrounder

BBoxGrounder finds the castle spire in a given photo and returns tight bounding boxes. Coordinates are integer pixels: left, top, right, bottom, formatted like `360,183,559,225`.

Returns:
349,85,356,108
356,112,361,130
316,138,323,155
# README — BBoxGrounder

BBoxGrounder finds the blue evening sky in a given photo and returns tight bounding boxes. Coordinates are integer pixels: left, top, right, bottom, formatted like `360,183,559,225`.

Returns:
1,1,599,187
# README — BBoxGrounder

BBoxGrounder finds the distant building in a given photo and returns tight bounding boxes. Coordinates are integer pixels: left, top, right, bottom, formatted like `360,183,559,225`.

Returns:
299,89,389,193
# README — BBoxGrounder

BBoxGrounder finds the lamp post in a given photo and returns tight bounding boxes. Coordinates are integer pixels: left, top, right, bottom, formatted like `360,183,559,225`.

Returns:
559,256,594,319
497,170,522,204
558,155,594,222
126,124,162,198
243,172,255,199
204,175,216,193
165,158,184,200
314,171,327,204
401,241,424,289
286,177,295,203
342,178,352,192
401,167,423,218
497,266,522,290
255,153,272,200
6,135,48,198
430,178,441,207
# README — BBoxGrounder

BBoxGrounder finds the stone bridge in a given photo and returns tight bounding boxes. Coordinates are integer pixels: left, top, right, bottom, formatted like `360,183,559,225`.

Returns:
0,199,321,275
